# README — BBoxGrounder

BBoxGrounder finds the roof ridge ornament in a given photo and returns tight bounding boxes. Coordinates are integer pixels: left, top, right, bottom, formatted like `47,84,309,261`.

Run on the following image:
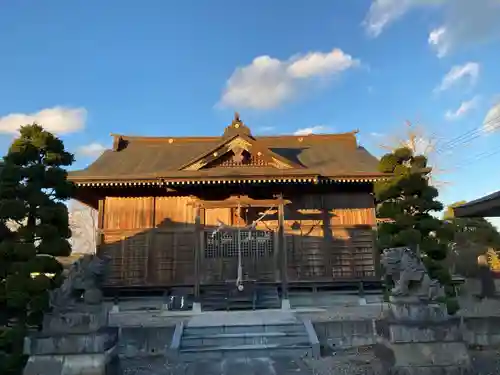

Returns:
223,112,252,138
112,135,128,152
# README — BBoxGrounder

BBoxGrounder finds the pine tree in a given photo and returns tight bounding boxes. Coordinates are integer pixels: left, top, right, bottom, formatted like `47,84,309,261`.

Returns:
375,147,453,284
0,124,75,375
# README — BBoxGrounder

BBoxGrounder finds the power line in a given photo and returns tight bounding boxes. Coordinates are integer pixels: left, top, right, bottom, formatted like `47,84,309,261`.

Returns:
434,114,500,154
447,149,500,172
435,114,500,173
373,114,500,185
451,148,500,171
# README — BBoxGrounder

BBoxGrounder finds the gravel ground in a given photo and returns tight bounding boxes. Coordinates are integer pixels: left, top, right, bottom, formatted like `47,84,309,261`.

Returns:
303,347,500,375
299,304,387,322
469,349,500,375
303,347,381,375
121,356,188,375
121,356,312,375
119,348,500,375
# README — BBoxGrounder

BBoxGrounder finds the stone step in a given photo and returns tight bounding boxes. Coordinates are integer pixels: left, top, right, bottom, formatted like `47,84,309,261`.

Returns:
202,304,279,311
178,343,313,361
181,331,310,348
202,301,255,311
202,290,280,311
184,323,306,336
182,357,313,375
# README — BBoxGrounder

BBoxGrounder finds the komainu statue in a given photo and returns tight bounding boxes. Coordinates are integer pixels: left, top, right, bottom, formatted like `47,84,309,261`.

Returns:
381,247,444,300
50,253,110,311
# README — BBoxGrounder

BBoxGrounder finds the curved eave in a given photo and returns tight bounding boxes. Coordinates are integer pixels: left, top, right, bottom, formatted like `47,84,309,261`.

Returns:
69,174,391,188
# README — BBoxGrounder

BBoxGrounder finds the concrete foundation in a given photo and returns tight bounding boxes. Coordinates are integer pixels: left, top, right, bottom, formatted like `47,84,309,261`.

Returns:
281,299,291,310
23,309,120,375
374,297,472,375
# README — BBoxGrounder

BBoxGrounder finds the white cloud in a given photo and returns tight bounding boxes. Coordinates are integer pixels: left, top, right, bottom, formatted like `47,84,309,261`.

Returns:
363,0,443,37
219,49,359,110
77,142,107,158
0,106,86,134
364,0,414,38
483,102,500,133
445,97,478,120
286,49,358,78
364,0,500,56
293,125,330,136
428,27,449,58
435,62,480,93
428,0,500,57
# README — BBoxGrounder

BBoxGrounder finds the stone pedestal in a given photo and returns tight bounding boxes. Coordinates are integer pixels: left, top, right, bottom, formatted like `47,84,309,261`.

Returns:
374,297,472,375
192,302,202,313
23,308,120,375
281,299,291,310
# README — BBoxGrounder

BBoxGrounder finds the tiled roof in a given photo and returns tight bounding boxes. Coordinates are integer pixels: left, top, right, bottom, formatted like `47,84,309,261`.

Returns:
69,118,386,184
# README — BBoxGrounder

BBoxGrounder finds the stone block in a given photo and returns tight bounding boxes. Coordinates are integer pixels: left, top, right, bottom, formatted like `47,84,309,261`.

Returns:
43,310,107,334
386,366,473,375
23,354,64,375
281,299,291,310
314,320,378,349
192,302,202,313
25,329,117,355
375,341,471,374
118,327,175,357
382,320,462,343
461,316,500,347
389,299,448,322
23,349,120,375
463,316,500,334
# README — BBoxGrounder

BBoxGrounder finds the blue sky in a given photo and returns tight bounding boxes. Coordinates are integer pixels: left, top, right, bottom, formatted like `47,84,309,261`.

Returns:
1,0,500,219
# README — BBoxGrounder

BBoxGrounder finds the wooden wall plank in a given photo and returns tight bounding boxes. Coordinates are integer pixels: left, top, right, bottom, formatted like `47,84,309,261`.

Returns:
104,197,154,230
204,208,232,227
155,196,195,227
101,191,377,287
284,192,377,282
284,193,376,230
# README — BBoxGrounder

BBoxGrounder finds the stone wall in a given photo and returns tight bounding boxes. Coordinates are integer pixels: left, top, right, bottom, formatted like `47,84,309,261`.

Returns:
107,310,500,355
462,317,500,347
313,320,375,349
313,316,500,350
118,327,176,358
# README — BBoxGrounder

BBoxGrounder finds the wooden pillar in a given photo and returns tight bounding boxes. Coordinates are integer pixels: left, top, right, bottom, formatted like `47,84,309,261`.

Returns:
146,197,156,285
278,198,288,299
96,199,105,254
194,206,201,301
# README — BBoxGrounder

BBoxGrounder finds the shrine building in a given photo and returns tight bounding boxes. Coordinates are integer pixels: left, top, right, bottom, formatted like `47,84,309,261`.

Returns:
68,114,388,309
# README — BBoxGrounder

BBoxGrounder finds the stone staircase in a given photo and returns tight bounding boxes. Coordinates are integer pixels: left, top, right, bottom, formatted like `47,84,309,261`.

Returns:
171,311,319,362
201,284,281,311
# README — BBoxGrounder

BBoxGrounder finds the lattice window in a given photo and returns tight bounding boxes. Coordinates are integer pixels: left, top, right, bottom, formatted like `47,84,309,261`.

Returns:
204,150,270,168
352,246,376,277
351,229,376,277
331,253,354,278
121,235,148,285
204,230,274,258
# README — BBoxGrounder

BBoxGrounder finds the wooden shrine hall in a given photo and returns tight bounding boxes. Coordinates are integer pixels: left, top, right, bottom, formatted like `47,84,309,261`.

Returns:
68,114,388,309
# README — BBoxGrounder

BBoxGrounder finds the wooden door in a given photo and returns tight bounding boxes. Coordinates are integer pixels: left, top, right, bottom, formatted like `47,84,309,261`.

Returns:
201,207,276,284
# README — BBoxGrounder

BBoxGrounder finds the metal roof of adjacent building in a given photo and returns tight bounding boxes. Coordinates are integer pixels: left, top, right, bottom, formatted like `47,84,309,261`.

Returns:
453,190,500,218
